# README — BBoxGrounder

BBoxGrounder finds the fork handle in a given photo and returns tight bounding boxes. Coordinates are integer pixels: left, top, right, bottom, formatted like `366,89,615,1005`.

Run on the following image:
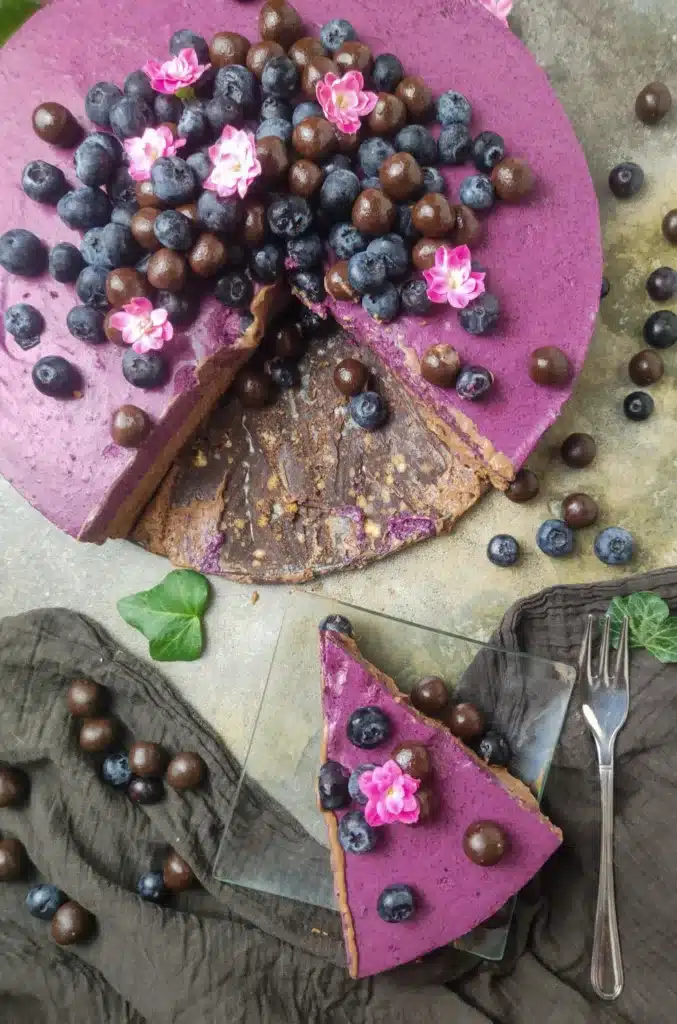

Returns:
591,764,624,1001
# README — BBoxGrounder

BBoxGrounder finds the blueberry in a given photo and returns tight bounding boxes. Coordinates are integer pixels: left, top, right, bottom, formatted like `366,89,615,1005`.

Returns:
363,283,400,322
475,730,511,767
0,228,47,276
49,242,84,283
157,290,199,326
400,279,431,315
536,519,575,557
438,124,472,166
436,90,472,127
646,267,677,302
261,55,298,98
320,18,356,52
455,365,494,400
4,303,44,342
421,167,445,194
361,176,382,191
318,760,350,810
67,305,106,344
124,69,155,104
197,191,242,235
136,870,168,904
292,101,323,126
348,764,375,804
169,29,210,63
297,305,328,337
109,96,154,140
177,103,210,148
459,174,494,210
396,203,421,242
601,276,610,299
255,117,293,143
321,154,352,176
261,96,292,122
459,294,500,335
367,235,408,279
487,534,520,567
85,81,123,127
214,271,254,309
205,96,243,135
349,391,388,430
250,243,284,282
154,93,183,124
319,613,354,636
32,355,79,397
153,210,195,252
347,706,391,748
111,205,136,230
608,162,644,199
81,223,138,268
287,233,323,269
472,131,505,172
377,884,416,923
186,149,212,185
594,526,634,566
372,53,404,93
108,167,138,210
214,65,260,116
268,356,299,388
320,169,361,222
57,188,112,230
136,253,152,275
348,251,388,294
267,195,313,239
623,390,654,421
358,137,396,178
102,752,132,787
329,222,367,260
151,157,197,206
25,884,68,921
338,810,377,854
394,125,437,166
21,160,67,204
76,266,109,308
643,310,677,349
289,269,326,303
122,349,169,388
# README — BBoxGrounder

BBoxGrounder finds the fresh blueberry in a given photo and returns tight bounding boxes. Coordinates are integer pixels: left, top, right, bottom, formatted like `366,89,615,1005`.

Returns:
289,269,326,303
255,117,293,143
349,391,388,430
472,131,505,172
319,613,354,636
267,195,313,239
111,205,136,230
169,29,210,63
358,137,396,178
57,188,112,230
322,154,352,176
459,294,500,335
197,191,242,235
594,526,634,566
475,730,511,767
250,243,284,282
154,93,183,124
124,69,155,104
186,148,212,185
109,96,154,140
151,157,197,206
363,283,400,322
261,96,292,122
318,760,350,810
25,884,68,921
438,124,472,166
643,310,677,349
261,55,298,98
122,349,169,388
608,162,644,199
108,167,138,210
396,203,421,242
177,103,210,148
329,222,367,260
287,233,323,269
367,235,408,279
205,96,243,135
536,519,575,557
623,390,654,421
421,167,445,194
32,355,79,397
455,365,494,400
76,266,109,308
292,101,323,126
135,253,152,275
372,53,404,93
400,279,431,315
320,18,356,52
67,305,106,344
268,356,299,389
361,176,382,191
348,251,388,294
320,169,361,222
377,884,416,923
102,752,132,787
394,125,437,166
0,228,47,276
49,242,84,283
436,90,472,126
153,210,195,252
459,174,495,210
215,271,254,309
81,223,138,268
487,534,520,567
348,764,375,804
85,81,123,127
4,303,44,343
214,65,260,116
157,290,199,326
338,810,377,854
21,160,67,204
136,871,168,904
298,305,328,337
347,706,391,748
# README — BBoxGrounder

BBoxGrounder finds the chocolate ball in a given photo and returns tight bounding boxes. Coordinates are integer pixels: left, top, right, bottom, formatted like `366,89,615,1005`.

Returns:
351,189,396,235
236,369,273,409
335,128,362,156
106,268,151,307
454,204,482,246
662,210,677,245
646,266,677,302
177,202,199,222
562,492,598,529
412,237,440,271
463,821,507,866
335,41,373,76
491,158,535,202
288,159,324,199
528,346,571,386
127,776,164,804
445,702,485,741
635,82,672,125
111,405,152,448
410,676,449,716
391,742,431,780
129,741,166,778
561,432,596,468
163,850,197,892
629,349,664,386
415,787,436,823
147,249,187,292
292,116,336,161
505,468,539,503
79,718,118,753
188,233,227,277
256,135,290,179
395,76,434,120
136,179,165,209
104,310,124,345
67,679,107,718
325,261,358,302
246,40,285,78
242,201,267,246
166,752,206,791
273,323,304,359
209,31,251,68
32,101,81,147
379,152,423,201
131,207,162,250
302,57,338,99
51,901,95,945
288,35,326,71
333,357,368,395
412,194,455,238
367,93,407,136
0,766,29,808
420,344,461,388
259,0,304,48
0,838,27,881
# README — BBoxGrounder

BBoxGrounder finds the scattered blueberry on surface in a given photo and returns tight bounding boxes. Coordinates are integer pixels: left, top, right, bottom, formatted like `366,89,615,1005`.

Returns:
169,29,210,63
177,103,210,148
154,210,195,252
347,706,392,748
250,243,284,282
320,18,356,52
394,125,437,166
318,760,351,810
214,270,254,309
372,53,404,93
643,310,677,349
136,871,168,904
25,884,68,921
261,55,299,98
32,355,79,398
475,730,511,767
363,282,400,322
85,81,123,127
623,390,654,421
267,195,313,238
122,350,169,389
74,134,121,187
608,161,644,199
472,131,505,172
320,169,361,221
487,534,520,567
76,266,109,309
436,90,472,126
347,251,388,294
268,356,299,389
455,365,494,400
108,167,137,210
158,290,199,326
329,222,367,260
358,137,396,178
260,96,292,123
348,764,375,805
459,293,500,335
151,157,197,206
287,233,323,270
400,278,431,315
536,519,575,557
459,174,495,210
197,191,241,234
292,100,323,126
186,149,212,185
350,390,388,429
437,124,472,166
396,203,421,242
377,884,416,923
594,526,634,566
154,93,183,124
338,810,378,854
81,223,138,269
319,614,354,637
67,305,106,344
215,65,260,116
123,68,155,104
421,166,445,194
109,95,153,140
361,176,382,191
49,242,84,283
205,96,243,134
255,117,293,142
22,160,67,204
289,268,326,303
4,303,44,342
367,235,409,279
58,188,112,230
102,752,132,788
0,228,47,276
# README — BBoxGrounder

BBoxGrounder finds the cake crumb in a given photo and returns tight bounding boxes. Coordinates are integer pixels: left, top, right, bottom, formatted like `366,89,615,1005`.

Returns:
311,927,329,936
250,591,259,605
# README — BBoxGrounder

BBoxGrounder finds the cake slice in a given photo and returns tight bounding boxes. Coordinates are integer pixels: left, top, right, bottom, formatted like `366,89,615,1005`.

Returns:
319,622,562,978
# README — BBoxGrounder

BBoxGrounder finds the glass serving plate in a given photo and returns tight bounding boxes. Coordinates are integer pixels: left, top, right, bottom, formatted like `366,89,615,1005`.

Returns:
214,591,575,962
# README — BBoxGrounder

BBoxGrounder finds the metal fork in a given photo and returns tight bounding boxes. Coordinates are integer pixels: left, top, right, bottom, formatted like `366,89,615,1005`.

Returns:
579,614,630,1001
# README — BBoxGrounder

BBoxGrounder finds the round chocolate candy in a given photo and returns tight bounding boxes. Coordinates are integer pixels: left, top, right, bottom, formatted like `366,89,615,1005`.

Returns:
635,81,672,125
367,94,407,136
410,676,449,716
259,0,304,49
0,766,29,808
505,468,539,503
106,268,151,307
51,901,95,945
288,36,326,71
166,751,206,791
302,57,338,99
415,787,436,823
135,179,165,209
528,346,571,386
454,204,482,246
325,262,358,302
412,238,440,271
395,76,434,120
335,128,362,156
131,207,162,250
111,405,151,448
412,194,455,238
242,201,267,246
463,821,507,866
147,249,187,292
379,152,423,201
188,233,227,277
292,116,336,161
288,159,324,199
0,838,28,881
391,742,431,780
333,357,369,396
129,741,166,778
256,135,290,179
335,41,373,76
420,344,461,388
32,101,81,147
209,31,250,68
646,266,677,302
273,323,304,359
662,210,677,245
562,492,598,529
163,850,197,892
560,432,596,468
491,158,535,202
104,310,124,345
236,369,273,409
246,40,285,78
351,189,396,235
445,702,485,741
127,776,164,804
67,679,107,718
628,349,664,386
79,718,118,753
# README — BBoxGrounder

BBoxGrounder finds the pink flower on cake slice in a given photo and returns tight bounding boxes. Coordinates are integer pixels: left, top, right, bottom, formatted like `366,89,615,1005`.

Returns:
143,47,210,94
110,297,174,354
204,126,262,199
478,0,513,23
124,126,186,182
316,71,378,134
359,760,421,826
423,244,486,309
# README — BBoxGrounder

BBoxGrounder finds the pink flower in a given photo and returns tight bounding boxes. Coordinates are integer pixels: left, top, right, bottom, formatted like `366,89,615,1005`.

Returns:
143,47,210,95
358,760,421,827
109,297,174,354
123,126,186,182
204,125,261,199
423,245,486,309
478,0,513,22
316,71,378,135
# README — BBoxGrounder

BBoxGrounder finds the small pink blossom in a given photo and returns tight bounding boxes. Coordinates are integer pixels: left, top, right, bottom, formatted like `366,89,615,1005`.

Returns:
204,125,261,199
423,245,486,309
109,297,173,354
478,0,513,22
143,47,210,95
316,71,378,135
358,760,420,827
123,126,186,182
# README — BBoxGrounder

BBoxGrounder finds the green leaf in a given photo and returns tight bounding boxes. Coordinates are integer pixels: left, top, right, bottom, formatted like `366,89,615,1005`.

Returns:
645,618,677,663
607,592,670,649
0,0,40,46
117,569,210,662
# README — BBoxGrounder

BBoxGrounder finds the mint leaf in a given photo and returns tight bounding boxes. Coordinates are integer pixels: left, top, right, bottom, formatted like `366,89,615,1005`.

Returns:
645,619,677,663
117,569,210,662
607,592,670,649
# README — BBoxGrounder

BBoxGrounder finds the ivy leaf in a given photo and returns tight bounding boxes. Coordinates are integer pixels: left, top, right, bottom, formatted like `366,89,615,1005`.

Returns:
645,619,677,664
117,570,210,662
607,592,670,649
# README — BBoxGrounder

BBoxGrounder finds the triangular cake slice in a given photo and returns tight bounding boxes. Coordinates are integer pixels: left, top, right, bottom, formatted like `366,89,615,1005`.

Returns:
319,622,562,978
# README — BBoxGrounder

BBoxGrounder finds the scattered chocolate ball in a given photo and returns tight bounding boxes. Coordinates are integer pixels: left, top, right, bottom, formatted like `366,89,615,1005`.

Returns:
163,850,197,892
0,766,29,808
412,237,439,271
127,776,164,804
292,116,336,161
335,128,361,156
166,751,206,791
104,310,124,345
0,838,28,881
352,189,396,235
608,162,644,199
379,152,423,201
189,233,227,277
561,432,596,468
51,901,95,945
367,94,407,136
67,679,107,718
412,193,455,238
646,266,677,302
79,718,118,753
246,40,285,78
302,57,338,99
273,323,304,359
106,268,151,307
463,821,507,866
333,357,369,396
288,36,326,71
505,468,539,503
528,346,571,386
635,82,672,125
335,40,373,75
491,158,535,201
629,349,664,386
395,76,434,120
111,405,151,448
562,492,599,529
391,742,431,781
147,249,187,292
242,201,267,246
32,101,81,147
662,210,677,245
288,159,324,199
414,787,436,823
325,261,358,301
236,369,273,409
445,702,485,742
420,344,461,388
259,0,304,49
135,179,165,208
256,135,290,180
454,204,482,246
209,31,251,68
129,741,166,779
131,207,162,250
410,676,449,716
